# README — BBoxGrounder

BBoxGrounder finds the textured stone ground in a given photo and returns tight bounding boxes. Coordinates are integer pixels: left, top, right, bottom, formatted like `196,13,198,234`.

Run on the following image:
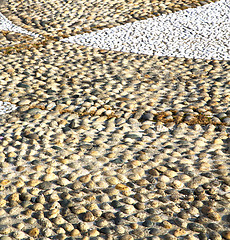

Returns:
1,0,219,36
0,0,229,240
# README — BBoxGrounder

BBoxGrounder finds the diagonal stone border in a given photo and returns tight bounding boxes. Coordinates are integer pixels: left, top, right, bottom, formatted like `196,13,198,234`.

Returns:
0,12,39,37
63,0,230,60
1,0,219,37
0,0,229,60
0,0,229,116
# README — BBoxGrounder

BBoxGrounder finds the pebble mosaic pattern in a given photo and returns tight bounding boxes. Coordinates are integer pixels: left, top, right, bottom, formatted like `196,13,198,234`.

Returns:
0,0,229,240
65,0,230,60
0,0,229,60
0,12,38,37
1,0,220,36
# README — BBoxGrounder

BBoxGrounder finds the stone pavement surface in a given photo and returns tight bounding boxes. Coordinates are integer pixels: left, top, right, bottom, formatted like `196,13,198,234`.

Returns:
0,0,229,239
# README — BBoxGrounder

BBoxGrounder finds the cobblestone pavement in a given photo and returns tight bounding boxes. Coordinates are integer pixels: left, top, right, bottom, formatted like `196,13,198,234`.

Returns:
0,1,229,239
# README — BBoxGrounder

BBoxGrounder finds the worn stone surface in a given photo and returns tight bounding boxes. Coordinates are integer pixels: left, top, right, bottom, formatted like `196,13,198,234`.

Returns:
0,0,229,239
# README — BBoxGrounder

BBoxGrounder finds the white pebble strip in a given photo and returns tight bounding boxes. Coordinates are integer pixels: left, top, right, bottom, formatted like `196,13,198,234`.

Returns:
63,0,230,60
0,12,39,37
0,101,17,115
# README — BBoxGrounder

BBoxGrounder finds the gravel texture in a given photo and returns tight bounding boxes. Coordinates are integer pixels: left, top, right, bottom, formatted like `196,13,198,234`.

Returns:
0,12,38,37
0,0,229,239
0,0,229,60
1,0,219,37
0,101,17,115
64,0,230,60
